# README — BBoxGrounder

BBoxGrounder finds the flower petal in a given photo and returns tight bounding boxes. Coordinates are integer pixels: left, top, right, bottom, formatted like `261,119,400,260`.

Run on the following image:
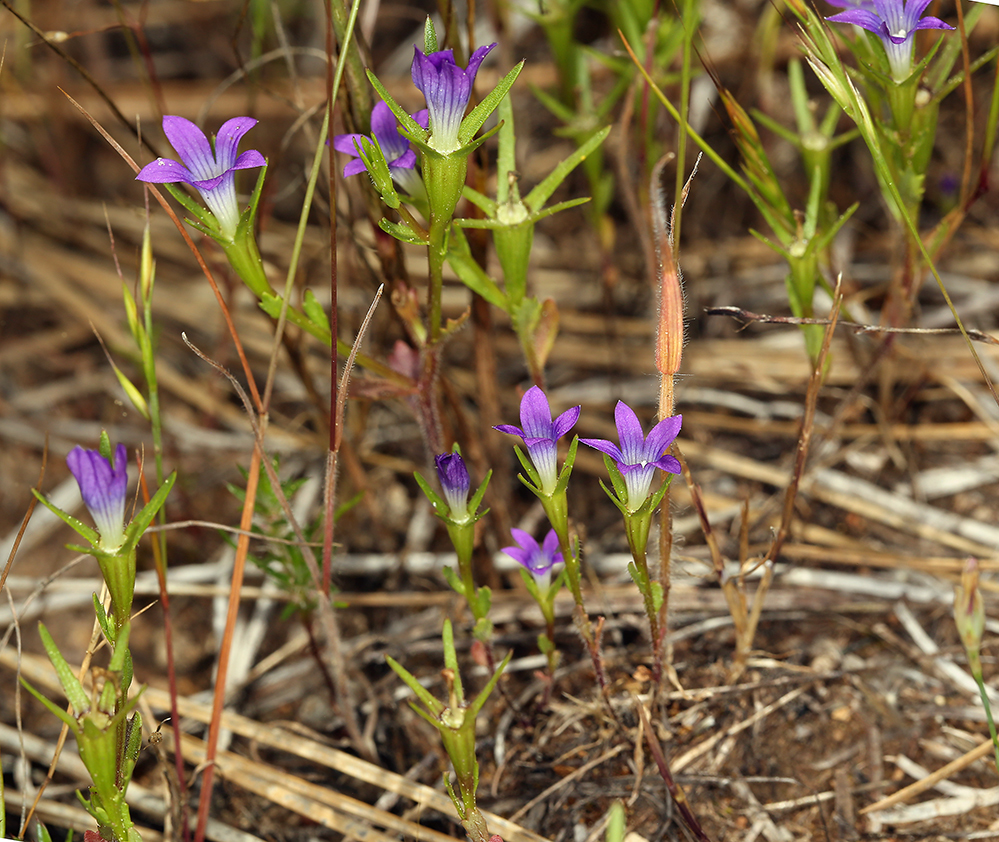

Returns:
493,423,526,437
826,8,886,33
551,405,581,440
644,414,682,459
332,133,368,155
162,115,216,181
135,157,196,184
519,386,554,438
611,401,646,463
343,158,368,177
232,149,266,171
651,454,682,474
578,437,624,462
214,116,259,172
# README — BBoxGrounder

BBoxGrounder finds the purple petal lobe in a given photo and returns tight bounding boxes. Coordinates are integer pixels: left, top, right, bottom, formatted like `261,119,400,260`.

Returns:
162,115,215,181
135,158,195,184
214,116,259,171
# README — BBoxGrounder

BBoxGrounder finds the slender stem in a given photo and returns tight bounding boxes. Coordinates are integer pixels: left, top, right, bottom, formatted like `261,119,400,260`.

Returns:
974,672,999,775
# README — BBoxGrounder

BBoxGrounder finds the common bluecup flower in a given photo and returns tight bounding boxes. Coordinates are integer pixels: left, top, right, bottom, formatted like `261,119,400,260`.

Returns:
135,116,266,240
494,386,580,494
435,451,471,522
412,43,495,154
502,528,561,582
332,102,428,197
580,402,682,511
66,443,128,551
826,0,954,81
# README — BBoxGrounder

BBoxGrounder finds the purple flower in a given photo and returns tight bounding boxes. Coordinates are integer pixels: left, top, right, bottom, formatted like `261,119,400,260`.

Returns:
826,0,954,81
502,528,561,583
494,386,580,494
580,402,682,510
67,444,128,550
435,451,471,521
412,43,495,154
332,102,429,197
135,116,266,239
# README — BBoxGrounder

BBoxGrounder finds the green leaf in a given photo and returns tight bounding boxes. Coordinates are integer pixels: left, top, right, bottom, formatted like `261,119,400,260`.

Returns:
442,565,467,598
19,676,78,731
442,619,464,703
446,231,509,309
302,290,331,333
31,489,99,547
387,655,445,716
379,217,429,246
38,623,90,714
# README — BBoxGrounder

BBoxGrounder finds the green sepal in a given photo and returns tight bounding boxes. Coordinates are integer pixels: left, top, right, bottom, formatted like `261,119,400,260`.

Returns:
546,567,567,603
467,469,492,516
414,470,448,514
122,471,175,548
236,162,268,242
518,565,543,604
512,445,543,493
423,16,438,54
31,490,99,547
365,70,428,140
354,135,401,209
524,125,611,212
161,182,219,237
555,435,579,494
459,62,525,145
379,216,429,246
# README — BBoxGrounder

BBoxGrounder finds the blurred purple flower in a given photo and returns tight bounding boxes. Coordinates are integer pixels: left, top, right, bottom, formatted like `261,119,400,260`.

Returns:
494,386,580,494
435,451,471,521
332,102,428,196
67,443,128,550
580,402,682,510
136,116,266,239
502,528,561,582
412,43,495,154
826,0,954,81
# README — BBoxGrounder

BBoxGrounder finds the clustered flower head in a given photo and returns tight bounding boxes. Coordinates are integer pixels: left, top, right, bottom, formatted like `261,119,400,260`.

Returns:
502,528,561,582
494,385,580,494
435,451,471,522
826,0,954,81
412,43,495,154
332,101,428,197
580,402,682,511
136,116,266,240
66,443,129,551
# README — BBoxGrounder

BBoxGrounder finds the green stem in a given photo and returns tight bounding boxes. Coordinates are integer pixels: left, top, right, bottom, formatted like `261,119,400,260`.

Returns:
974,671,999,775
